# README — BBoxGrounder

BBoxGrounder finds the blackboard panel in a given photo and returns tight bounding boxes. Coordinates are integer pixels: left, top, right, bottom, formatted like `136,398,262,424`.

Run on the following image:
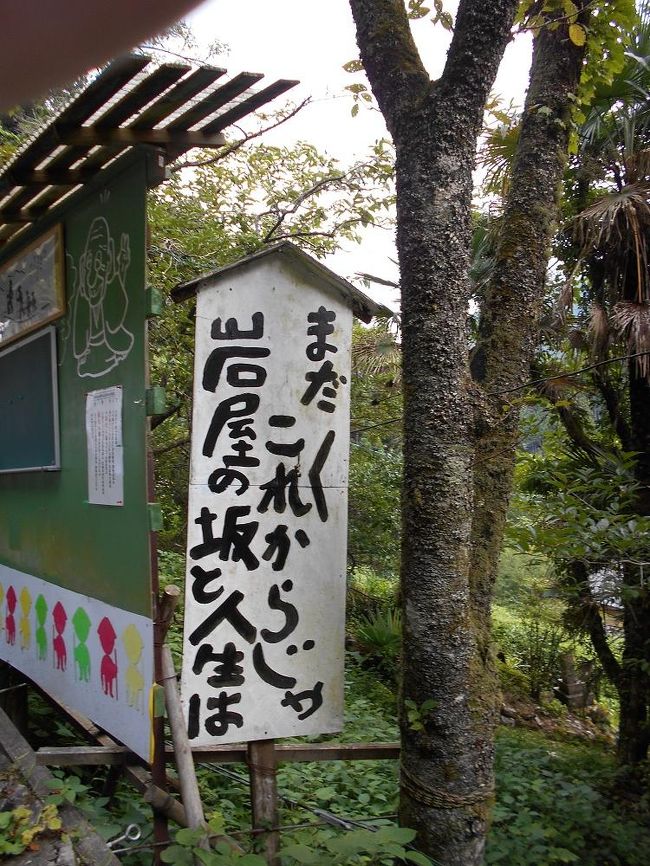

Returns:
0,327,59,472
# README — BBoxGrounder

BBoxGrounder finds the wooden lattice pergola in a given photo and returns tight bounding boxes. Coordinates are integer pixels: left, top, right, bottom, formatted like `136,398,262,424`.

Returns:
0,54,297,249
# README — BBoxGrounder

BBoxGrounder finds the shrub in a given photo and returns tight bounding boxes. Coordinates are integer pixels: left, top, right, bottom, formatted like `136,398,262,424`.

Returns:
351,608,401,685
496,657,531,700
487,729,650,865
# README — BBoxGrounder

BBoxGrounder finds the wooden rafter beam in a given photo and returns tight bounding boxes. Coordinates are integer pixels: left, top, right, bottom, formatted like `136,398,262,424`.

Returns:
3,167,96,188
0,207,46,225
55,126,227,149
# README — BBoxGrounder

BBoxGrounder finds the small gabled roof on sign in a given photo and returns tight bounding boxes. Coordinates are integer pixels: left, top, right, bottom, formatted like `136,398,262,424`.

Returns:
171,241,393,323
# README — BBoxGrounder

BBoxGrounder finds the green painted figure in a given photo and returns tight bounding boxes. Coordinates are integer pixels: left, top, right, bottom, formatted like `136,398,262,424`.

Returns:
72,606,92,682
35,593,48,661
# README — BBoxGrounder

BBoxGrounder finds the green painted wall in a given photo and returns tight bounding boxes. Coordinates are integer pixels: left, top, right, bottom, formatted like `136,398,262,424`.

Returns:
0,154,152,617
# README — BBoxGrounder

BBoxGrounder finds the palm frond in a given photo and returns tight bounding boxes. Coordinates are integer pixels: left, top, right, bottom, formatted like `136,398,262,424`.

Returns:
575,180,650,304
352,323,401,379
611,301,650,378
587,302,610,360
478,120,521,198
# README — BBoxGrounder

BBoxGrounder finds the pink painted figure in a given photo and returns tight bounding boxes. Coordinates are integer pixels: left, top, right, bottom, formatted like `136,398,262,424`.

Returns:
52,601,67,671
97,616,118,699
5,586,16,646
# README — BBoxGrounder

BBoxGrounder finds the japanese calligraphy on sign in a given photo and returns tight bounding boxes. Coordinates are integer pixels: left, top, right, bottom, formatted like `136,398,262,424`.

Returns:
0,225,65,348
180,252,353,744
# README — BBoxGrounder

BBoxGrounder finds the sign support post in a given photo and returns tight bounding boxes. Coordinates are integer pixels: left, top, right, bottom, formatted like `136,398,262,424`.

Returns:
248,739,280,865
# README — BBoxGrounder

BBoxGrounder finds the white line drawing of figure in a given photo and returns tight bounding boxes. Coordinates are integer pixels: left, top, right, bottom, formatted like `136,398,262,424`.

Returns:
72,216,134,378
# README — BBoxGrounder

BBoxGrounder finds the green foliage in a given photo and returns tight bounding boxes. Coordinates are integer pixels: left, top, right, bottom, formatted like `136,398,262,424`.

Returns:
162,818,265,866
509,449,650,572
348,322,402,577
515,1,637,118
487,728,650,865
282,825,429,865
0,802,62,856
45,769,146,845
163,822,430,866
353,608,402,680
494,548,552,608
542,697,569,719
404,698,438,733
492,571,568,699
348,445,401,578
496,656,532,700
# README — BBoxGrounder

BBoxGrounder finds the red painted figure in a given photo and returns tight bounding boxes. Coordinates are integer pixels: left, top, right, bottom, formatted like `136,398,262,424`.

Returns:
97,616,118,699
5,586,16,646
52,600,67,670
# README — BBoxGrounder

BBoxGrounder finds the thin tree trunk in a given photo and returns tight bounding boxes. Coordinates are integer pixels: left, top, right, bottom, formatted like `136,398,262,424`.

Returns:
463,24,587,853
618,366,650,765
469,7,588,636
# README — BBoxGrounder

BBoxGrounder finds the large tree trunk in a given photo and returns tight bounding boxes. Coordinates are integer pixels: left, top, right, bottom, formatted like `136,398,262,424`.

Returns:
618,585,650,766
349,2,586,863
349,3,518,864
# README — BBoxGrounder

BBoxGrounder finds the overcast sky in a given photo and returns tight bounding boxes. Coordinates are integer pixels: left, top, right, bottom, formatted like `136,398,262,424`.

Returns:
186,1,533,307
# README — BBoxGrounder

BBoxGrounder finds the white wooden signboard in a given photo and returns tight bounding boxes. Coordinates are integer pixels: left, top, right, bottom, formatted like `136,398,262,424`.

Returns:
180,250,353,745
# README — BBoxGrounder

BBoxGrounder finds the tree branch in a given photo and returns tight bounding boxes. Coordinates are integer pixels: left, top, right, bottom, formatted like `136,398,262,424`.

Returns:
565,559,621,686
151,403,182,430
591,367,632,450
548,395,602,460
439,0,521,112
261,173,345,242
152,435,190,456
349,0,431,134
170,99,310,173
489,350,650,396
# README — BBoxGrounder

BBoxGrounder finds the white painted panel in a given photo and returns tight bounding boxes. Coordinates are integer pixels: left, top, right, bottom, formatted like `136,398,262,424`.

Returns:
0,564,154,760
181,256,351,745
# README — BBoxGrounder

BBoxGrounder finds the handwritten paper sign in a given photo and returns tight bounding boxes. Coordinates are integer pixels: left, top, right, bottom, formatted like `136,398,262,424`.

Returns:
86,386,124,506
180,254,352,744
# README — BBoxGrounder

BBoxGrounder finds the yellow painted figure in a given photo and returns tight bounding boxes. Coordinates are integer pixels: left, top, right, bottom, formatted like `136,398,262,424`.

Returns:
19,586,32,650
122,624,144,711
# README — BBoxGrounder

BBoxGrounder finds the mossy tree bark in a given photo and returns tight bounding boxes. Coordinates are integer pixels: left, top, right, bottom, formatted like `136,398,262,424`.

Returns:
349,2,587,863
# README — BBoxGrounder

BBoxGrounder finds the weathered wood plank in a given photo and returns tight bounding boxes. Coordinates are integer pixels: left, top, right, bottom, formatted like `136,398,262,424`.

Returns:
57,127,227,148
130,66,227,130
201,80,299,133
0,706,122,866
93,64,189,128
37,740,402,766
165,71,264,132
0,56,149,193
248,741,279,865
37,745,131,766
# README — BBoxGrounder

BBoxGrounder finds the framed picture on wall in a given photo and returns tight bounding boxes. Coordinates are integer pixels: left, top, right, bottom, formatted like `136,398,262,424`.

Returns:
0,225,65,348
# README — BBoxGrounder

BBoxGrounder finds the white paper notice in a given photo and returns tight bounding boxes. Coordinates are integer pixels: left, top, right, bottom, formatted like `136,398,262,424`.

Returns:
86,386,124,506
